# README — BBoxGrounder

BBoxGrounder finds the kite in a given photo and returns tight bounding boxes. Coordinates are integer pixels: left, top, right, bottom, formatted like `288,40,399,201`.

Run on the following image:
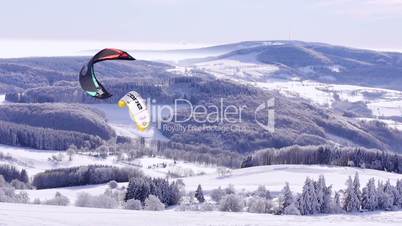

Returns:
118,91,151,131
79,48,135,99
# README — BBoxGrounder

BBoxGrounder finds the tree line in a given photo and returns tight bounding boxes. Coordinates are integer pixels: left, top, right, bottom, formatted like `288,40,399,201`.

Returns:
0,164,28,183
125,177,181,207
287,173,402,215
32,165,142,189
241,145,402,173
0,120,103,150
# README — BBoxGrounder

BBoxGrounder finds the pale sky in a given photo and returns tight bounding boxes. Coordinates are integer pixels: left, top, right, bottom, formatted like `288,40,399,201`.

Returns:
1,0,402,51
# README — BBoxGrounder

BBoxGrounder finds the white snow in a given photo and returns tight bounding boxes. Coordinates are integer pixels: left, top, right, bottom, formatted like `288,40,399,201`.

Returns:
181,164,402,192
21,163,402,203
0,202,401,226
0,94,5,104
367,100,402,117
358,117,402,131
21,155,218,202
138,156,217,177
193,59,279,81
0,144,125,175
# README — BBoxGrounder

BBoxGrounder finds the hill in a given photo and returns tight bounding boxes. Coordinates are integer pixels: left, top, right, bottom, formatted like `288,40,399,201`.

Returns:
181,41,402,91
0,103,115,150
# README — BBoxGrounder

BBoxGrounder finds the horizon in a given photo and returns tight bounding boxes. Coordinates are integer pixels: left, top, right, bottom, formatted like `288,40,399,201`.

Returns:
1,0,402,57
1,39,402,59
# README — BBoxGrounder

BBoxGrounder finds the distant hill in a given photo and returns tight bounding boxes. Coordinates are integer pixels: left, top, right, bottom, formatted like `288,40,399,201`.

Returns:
0,57,172,94
181,41,402,91
0,104,115,150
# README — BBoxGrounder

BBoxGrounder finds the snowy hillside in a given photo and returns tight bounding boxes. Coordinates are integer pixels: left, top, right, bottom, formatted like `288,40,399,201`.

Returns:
173,43,402,132
1,202,401,226
14,161,401,203
181,164,402,192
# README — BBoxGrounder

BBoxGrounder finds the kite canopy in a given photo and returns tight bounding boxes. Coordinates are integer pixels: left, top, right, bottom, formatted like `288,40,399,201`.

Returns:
118,91,151,131
79,48,135,99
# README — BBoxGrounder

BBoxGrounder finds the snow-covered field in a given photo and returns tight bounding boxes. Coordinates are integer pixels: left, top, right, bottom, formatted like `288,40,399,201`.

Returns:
0,144,126,175
0,202,401,226
0,143,219,202
17,163,402,203
182,164,402,192
21,155,220,202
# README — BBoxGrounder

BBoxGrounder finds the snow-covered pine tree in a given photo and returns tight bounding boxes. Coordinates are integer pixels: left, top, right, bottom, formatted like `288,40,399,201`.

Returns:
353,172,362,209
396,179,402,208
125,177,150,203
316,175,333,213
315,176,325,213
343,176,360,212
195,184,205,203
383,180,397,209
300,177,319,215
377,181,387,210
279,182,294,212
361,178,378,211
19,169,29,184
333,191,343,213
323,184,333,213
295,193,305,215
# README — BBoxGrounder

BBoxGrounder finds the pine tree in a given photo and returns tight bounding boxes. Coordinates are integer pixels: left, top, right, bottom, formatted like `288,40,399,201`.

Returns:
377,181,388,210
316,175,332,213
333,191,343,213
396,179,402,208
353,172,362,209
322,184,333,213
280,182,294,212
125,177,150,203
300,178,318,215
195,184,205,203
361,178,378,211
383,180,397,209
315,176,325,213
343,176,360,212
19,169,29,183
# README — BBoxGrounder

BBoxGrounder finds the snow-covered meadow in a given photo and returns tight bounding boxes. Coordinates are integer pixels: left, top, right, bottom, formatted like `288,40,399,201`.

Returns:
1,202,401,226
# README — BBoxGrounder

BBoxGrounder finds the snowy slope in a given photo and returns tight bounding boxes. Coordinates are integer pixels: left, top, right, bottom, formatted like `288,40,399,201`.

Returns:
21,163,402,203
0,202,401,226
187,56,402,115
0,144,126,175
22,155,218,202
181,164,402,192
180,51,402,130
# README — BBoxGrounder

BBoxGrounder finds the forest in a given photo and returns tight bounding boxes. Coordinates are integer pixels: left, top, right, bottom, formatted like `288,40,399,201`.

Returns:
241,145,402,173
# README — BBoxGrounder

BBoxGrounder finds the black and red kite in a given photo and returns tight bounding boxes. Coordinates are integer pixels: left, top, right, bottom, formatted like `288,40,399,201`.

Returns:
79,48,135,99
